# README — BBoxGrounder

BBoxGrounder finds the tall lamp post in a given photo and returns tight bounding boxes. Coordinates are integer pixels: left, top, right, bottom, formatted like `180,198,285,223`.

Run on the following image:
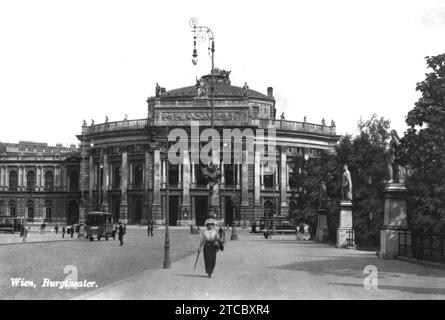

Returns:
163,154,171,269
190,18,219,219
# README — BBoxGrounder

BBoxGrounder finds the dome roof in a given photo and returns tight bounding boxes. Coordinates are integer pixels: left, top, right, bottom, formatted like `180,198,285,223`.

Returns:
160,69,274,102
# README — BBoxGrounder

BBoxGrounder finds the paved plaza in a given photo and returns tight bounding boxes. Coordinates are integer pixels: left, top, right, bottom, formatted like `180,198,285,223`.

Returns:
1,228,445,300
75,232,445,300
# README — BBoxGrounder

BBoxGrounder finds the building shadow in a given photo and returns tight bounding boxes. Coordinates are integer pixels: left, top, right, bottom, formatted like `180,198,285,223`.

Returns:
172,273,210,278
268,251,445,280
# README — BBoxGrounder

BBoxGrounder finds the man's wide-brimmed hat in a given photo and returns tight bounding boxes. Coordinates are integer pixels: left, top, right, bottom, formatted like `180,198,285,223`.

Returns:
205,219,217,226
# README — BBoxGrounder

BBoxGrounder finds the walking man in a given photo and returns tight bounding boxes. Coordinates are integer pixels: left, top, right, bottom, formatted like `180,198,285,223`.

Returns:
62,226,65,238
118,221,125,246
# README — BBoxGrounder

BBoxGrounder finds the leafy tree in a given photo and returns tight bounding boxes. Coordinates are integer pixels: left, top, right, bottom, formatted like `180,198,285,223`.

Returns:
398,54,445,232
289,114,391,246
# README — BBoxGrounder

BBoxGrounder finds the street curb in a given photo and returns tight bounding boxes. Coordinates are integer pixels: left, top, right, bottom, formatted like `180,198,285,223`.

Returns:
0,238,80,246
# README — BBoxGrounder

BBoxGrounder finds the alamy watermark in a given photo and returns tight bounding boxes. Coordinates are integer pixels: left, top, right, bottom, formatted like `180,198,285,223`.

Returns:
167,121,277,173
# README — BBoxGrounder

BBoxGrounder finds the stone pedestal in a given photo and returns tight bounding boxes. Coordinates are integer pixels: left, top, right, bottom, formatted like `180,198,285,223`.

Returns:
379,183,408,259
316,209,329,242
337,200,355,248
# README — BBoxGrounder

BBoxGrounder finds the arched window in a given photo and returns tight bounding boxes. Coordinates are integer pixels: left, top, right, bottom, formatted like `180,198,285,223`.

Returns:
264,200,274,218
113,166,121,188
168,164,179,186
27,171,36,191
8,200,16,216
45,171,54,190
264,174,273,187
135,165,143,188
45,200,52,221
69,171,79,191
27,200,34,221
9,170,18,191
224,164,235,186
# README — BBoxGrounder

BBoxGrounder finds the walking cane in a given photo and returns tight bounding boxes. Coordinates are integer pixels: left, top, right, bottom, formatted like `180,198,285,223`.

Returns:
193,249,201,271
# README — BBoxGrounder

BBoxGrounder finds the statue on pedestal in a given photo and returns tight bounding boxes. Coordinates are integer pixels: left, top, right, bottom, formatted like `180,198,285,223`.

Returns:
341,164,352,201
387,130,406,184
319,181,328,209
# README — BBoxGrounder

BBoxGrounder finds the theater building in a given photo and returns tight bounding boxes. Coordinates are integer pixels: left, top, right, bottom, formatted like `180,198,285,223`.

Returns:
0,69,340,226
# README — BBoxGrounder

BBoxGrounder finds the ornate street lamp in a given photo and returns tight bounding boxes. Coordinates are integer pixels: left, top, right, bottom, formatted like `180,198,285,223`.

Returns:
189,18,215,129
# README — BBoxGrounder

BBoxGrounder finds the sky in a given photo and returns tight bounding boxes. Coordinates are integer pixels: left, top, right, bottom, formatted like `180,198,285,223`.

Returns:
0,0,444,146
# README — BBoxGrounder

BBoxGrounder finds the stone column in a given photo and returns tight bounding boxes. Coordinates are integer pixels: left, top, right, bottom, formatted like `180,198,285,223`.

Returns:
337,200,355,248
5,168,9,190
241,150,249,207
379,183,409,259
236,162,240,189
151,149,162,223
102,152,109,212
286,163,290,191
23,167,27,191
0,166,4,191
220,161,225,185
120,151,128,224
161,159,166,188
142,149,150,225
254,151,262,217
274,162,279,191
54,166,59,191
129,162,134,187
41,168,46,191
280,149,288,215
191,162,196,187
180,150,191,225
260,163,264,190
89,154,94,211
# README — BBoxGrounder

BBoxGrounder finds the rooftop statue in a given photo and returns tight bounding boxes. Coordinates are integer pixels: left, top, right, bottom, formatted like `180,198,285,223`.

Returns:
243,82,249,97
155,83,161,98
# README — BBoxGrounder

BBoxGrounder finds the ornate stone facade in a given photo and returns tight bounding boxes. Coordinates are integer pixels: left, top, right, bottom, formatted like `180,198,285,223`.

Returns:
0,71,340,227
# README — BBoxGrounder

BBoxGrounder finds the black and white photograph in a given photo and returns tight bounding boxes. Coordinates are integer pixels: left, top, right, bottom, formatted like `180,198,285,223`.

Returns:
1,0,445,308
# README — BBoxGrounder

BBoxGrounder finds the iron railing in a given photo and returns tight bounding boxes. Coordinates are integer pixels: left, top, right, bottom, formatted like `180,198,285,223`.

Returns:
398,230,445,264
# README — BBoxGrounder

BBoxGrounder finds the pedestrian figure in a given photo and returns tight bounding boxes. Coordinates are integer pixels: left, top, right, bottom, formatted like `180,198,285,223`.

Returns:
199,219,219,278
263,227,271,239
217,225,225,243
54,225,59,234
62,226,65,238
150,219,154,236
70,226,74,238
118,221,125,246
147,223,151,237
